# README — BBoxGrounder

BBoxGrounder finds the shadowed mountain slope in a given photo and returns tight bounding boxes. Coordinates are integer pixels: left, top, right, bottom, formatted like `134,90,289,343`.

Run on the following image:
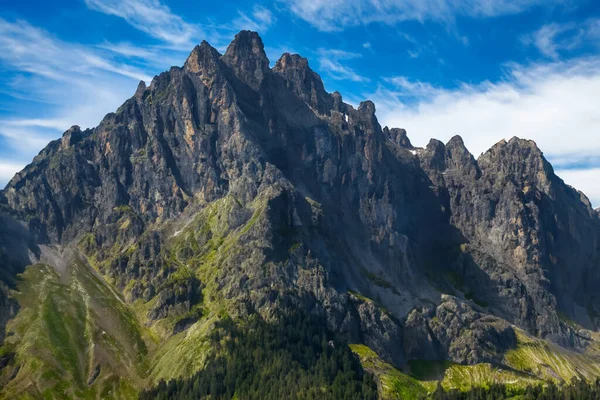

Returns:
1,31,599,398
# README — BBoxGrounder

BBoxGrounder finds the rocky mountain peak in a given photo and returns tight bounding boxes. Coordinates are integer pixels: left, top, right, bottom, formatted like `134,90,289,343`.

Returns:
358,100,376,115
222,30,269,89
422,138,447,171
273,52,333,115
274,52,309,71
383,127,413,149
60,125,84,150
134,80,146,99
444,135,480,178
183,41,223,87
479,136,554,193
446,134,466,150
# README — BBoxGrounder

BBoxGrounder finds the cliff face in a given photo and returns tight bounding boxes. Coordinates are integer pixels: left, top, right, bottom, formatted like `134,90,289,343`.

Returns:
1,30,600,396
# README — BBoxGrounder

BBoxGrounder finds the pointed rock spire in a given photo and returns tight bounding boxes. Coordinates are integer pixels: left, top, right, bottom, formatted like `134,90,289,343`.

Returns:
222,31,269,90
423,139,447,171
383,127,413,149
445,135,480,178
184,40,222,81
273,53,333,115
61,125,84,150
135,80,147,100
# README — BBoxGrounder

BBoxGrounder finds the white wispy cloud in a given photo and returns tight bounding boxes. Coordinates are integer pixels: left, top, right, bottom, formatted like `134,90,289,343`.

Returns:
0,19,152,83
371,57,600,207
384,76,443,98
285,0,555,31
84,0,200,47
232,5,276,33
317,49,368,82
86,0,277,51
524,19,600,60
97,42,156,59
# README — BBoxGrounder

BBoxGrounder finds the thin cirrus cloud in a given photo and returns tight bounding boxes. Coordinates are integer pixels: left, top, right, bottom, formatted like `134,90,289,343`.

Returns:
86,0,275,50
0,18,153,158
370,56,600,206
524,19,600,60
84,0,200,47
284,0,556,31
317,49,369,82
232,5,276,33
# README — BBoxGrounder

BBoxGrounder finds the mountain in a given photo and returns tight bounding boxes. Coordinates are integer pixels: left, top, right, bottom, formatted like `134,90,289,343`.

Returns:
1,31,600,399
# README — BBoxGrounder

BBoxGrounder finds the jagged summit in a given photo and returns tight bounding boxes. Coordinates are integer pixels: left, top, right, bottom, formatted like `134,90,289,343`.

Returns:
225,30,267,58
222,30,269,89
1,30,600,398
273,52,334,115
274,52,309,70
383,127,413,149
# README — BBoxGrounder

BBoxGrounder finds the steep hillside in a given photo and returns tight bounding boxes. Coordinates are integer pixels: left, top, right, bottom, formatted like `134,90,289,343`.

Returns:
1,31,599,399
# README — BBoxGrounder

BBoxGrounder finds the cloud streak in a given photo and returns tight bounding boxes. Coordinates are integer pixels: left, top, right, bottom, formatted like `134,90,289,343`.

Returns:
523,18,600,60
84,0,200,47
232,5,276,33
285,0,555,31
86,0,277,51
317,49,369,82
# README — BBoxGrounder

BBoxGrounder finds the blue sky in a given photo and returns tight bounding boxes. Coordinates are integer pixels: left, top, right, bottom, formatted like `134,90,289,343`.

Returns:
0,0,599,206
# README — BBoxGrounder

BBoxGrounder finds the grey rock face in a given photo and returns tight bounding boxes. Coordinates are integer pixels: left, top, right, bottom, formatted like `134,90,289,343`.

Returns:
419,136,600,347
383,127,413,149
1,31,599,371
404,295,517,365
273,53,334,116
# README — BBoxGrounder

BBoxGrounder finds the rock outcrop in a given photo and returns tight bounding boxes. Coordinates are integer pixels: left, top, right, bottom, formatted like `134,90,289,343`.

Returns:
1,31,599,393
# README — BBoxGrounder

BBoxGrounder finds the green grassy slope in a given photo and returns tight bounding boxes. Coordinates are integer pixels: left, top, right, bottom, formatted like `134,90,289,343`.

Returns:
350,344,428,399
0,258,149,399
3,194,600,399
505,330,600,382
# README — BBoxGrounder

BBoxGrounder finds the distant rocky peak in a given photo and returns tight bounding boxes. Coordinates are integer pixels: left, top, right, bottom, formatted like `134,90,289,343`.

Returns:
383,127,413,149
134,80,146,98
60,125,84,150
274,53,309,71
358,100,376,115
446,135,466,151
479,137,554,193
222,30,269,89
444,136,480,179
273,52,333,115
184,40,223,85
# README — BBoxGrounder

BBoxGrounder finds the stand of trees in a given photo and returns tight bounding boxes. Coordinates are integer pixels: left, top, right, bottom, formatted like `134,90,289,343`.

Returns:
140,307,600,400
140,310,378,400
429,378,600,400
